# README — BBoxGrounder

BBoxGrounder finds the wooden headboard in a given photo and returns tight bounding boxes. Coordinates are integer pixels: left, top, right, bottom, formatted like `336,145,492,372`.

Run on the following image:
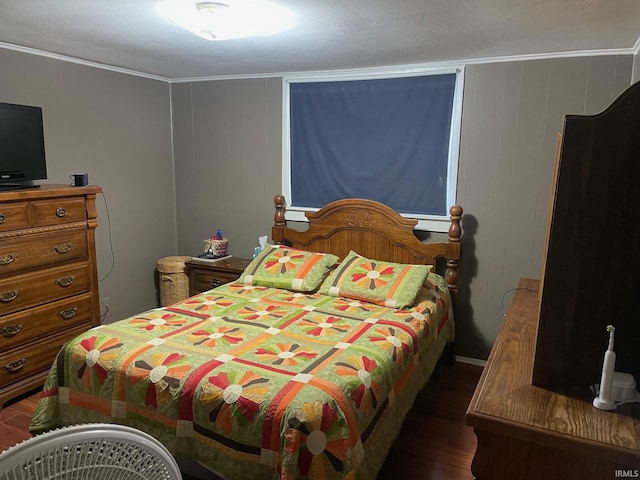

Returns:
271,194,463,304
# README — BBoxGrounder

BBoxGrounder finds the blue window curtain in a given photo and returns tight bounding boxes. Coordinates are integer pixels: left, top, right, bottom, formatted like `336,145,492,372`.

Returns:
289,73,457,216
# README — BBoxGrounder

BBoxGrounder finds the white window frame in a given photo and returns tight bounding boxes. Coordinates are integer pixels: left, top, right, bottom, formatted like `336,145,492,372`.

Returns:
282,66,465,232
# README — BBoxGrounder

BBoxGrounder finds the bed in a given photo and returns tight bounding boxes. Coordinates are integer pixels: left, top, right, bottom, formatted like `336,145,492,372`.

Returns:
29,194,463,480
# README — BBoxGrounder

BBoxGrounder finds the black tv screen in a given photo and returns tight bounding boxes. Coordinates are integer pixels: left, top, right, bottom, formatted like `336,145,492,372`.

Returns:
0,102,47,187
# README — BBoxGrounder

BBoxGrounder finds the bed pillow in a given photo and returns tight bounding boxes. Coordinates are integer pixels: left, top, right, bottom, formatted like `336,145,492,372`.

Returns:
238,245,339,292
318,250,431,308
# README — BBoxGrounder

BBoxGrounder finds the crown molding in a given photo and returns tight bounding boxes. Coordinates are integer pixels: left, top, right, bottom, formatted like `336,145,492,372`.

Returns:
631,36,640,84
169,46,639,83
0,40,637,84
0,41,169,82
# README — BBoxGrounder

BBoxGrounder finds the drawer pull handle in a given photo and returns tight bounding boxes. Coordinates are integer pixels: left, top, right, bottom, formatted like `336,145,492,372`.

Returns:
3,358,27,373
0,290,19,302
0,254,15,265
55,276,76,288
209,278,224,288
56,207,67,217
58,306,79,320
52,242,75,254
1,324,23,338
0,214,5,224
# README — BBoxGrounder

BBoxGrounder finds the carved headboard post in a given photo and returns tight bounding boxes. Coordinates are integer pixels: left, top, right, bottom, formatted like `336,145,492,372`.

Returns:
446,204,463,306
272,194,287,245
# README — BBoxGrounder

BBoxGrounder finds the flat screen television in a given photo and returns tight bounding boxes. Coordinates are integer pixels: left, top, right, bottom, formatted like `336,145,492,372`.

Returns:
0,101,47,190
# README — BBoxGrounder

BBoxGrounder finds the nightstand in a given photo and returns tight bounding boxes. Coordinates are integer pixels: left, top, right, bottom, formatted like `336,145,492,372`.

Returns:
185,257,251,295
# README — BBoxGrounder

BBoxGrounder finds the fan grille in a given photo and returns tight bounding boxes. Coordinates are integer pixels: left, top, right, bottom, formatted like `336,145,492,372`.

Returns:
0,425,181,480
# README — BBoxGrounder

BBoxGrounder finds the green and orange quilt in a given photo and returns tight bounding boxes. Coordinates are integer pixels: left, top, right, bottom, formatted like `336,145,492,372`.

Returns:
30,273,454,480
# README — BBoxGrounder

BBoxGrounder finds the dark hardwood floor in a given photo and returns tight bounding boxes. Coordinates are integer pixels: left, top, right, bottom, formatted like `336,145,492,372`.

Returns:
0,362,482,479
378,361,481,479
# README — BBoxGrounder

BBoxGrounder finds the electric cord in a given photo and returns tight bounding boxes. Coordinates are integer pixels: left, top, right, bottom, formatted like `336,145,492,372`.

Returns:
100,304,110,323
97,190,115,323
98,190,115,283
616,393,640,406
501,287,538,316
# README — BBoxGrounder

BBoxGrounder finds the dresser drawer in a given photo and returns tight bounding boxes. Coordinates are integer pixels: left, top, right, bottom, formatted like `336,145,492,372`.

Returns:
0,293,94,351
0,229,88,276
186,258,250,295
190,268,242,293
0,324,91,389
0,201,30,233
0,263,91,316
32,197,87,227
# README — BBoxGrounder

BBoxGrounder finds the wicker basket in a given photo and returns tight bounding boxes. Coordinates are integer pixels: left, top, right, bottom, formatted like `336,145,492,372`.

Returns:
203,238,228,257
157,255,192,307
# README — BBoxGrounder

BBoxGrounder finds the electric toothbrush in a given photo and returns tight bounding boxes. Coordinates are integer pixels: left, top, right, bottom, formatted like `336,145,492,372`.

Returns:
593,325,616,410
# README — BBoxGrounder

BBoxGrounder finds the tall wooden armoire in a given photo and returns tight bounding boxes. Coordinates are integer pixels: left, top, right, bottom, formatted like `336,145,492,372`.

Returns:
534,81,640,392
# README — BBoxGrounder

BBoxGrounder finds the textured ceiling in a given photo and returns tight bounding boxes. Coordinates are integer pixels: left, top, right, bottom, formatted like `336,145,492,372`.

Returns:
0,0,639,81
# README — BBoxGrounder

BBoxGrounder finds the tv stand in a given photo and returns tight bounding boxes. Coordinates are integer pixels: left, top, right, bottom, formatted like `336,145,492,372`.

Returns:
0,183,41,191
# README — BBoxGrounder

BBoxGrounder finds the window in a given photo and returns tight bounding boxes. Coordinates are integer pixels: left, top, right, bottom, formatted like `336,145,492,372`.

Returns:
282,67,464,231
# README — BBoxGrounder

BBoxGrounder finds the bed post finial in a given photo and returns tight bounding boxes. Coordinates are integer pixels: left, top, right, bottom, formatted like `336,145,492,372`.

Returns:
273,194,286,245
446,205,463,303
448,205,462,243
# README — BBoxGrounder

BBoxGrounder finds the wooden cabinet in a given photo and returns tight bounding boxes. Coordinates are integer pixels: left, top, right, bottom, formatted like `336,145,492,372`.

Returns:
535,82,640,390
0,185,102,407
466,279,640,479
186,257,251,296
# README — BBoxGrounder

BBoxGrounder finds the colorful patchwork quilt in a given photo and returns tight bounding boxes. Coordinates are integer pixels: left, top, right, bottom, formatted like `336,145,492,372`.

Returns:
30,273,454,480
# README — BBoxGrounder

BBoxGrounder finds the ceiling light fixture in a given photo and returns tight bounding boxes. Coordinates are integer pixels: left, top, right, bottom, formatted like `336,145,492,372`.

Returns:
156,0,295,41
196,2,230,14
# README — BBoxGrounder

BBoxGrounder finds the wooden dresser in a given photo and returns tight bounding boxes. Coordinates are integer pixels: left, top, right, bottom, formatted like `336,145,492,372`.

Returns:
466,279,640,479
0,185,102,407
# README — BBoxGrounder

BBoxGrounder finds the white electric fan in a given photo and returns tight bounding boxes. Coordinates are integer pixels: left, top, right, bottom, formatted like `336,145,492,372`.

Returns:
0,423,182,480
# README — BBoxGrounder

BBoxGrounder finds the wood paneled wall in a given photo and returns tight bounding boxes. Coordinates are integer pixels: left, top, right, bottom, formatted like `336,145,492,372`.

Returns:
171,78,283,263
172,56,633,361
0,49,175,324
455,56,632,359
